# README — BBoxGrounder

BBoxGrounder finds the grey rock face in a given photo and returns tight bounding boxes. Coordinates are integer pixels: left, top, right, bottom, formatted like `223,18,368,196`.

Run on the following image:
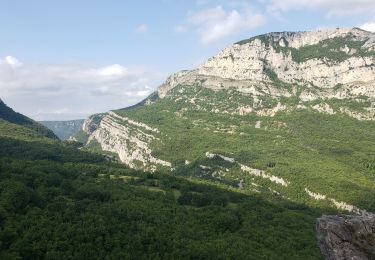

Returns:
82,113,105,135
316,214,375,260
158,28,375,100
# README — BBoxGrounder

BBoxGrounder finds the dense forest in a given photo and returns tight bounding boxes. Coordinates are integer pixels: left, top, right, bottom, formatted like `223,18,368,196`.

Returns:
0,101,325,259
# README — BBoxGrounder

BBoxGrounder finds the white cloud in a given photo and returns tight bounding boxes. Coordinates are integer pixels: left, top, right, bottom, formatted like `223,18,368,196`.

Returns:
98,64,127,77
4,56,22,67
0,56,163,120
187,6,265,44
265,0,375,17
136,24,148,34
360,22,375,32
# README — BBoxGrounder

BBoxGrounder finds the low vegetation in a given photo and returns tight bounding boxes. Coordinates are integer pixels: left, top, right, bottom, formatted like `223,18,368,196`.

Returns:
0,118,324,259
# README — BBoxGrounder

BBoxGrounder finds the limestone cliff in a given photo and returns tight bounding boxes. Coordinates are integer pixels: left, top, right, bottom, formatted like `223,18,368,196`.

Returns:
160,28,375,94
82,28,375,172
82,112,171,171
198,28,375,87
157,28,375,120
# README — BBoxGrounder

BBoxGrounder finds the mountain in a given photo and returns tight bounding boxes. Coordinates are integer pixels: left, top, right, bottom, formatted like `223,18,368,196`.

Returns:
0,97,325,259
0,98,58,140
80,28,375,218
40,119,84,140
2,28,374,259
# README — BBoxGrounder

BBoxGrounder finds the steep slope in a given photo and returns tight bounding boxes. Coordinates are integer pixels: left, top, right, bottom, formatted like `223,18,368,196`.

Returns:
0,98,58,140
81,28,375,217
40,119,84,140
157,27,375,119
0,98,325,259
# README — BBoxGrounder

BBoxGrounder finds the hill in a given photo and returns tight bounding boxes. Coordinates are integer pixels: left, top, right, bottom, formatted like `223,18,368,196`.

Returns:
0,99,58,140
80,28,375,217
0,100,326,258
40,119,84,140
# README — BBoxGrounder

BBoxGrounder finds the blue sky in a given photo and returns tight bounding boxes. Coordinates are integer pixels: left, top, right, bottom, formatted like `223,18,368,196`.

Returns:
0,0,375,120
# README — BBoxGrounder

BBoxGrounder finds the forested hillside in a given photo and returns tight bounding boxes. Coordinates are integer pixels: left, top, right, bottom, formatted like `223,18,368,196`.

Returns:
0,99,57,140
0,101,325,259
80,28,375,217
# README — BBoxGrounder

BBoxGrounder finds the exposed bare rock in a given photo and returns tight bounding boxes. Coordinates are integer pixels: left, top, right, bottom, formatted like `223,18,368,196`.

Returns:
316,214,375,260
157,28,375,102
312,103,336,115
153,28,375,121
305,188,363,214
266,28,375,49
82,113,105,135
197,28,375,88
82,28,375,170
204,152,289,187
83,112,171,171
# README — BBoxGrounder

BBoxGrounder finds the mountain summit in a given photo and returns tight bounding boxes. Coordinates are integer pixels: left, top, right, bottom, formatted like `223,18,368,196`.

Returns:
77,28,375,222
159,27,375,99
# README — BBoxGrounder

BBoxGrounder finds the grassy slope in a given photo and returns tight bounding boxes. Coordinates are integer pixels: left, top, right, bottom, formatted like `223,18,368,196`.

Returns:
0,105,325,259
0,100,57,140
115,85,375,213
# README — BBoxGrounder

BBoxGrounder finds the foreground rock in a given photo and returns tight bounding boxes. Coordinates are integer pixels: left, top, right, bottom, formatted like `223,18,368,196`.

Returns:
316,214,375,260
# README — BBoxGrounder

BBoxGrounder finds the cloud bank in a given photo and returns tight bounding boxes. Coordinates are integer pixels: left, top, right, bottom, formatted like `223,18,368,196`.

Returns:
0,56,162,120
185,5,265,44
360,22,375,32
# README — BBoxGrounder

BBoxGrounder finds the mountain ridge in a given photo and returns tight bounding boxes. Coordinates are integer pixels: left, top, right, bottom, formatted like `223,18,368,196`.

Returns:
40,119,84,140
77,28,375,220
158,27,375,99
0,99,58,140
2,28,375,259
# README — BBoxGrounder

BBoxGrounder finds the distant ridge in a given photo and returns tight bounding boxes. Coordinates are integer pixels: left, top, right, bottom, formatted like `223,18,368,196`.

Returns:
0,99,58,139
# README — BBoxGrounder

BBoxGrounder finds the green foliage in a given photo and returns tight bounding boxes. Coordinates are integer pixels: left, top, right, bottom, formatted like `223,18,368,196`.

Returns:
2,61,375,258
0,100,57,139
325,98,371,113
290,36,375,63
235,33,375,63
0,103,326,259
0,140,324,259
236,34,272,46
73,129,90,144
114,85,375,213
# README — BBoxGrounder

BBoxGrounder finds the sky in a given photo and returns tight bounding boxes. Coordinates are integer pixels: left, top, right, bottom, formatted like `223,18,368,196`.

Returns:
0,0,375,120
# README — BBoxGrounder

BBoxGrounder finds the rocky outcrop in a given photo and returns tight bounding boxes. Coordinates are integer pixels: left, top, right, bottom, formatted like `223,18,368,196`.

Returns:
305,188,363,214
198,28,375,88
82,28,375,170
157,28,375,101
82,113,105,135
205,152,290,187
83,112,171,171
316,214,375,260
154,28,375,121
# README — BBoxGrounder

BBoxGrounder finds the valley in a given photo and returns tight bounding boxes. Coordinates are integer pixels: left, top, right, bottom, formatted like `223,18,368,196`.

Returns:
1,27,375,259
79,28,375,216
